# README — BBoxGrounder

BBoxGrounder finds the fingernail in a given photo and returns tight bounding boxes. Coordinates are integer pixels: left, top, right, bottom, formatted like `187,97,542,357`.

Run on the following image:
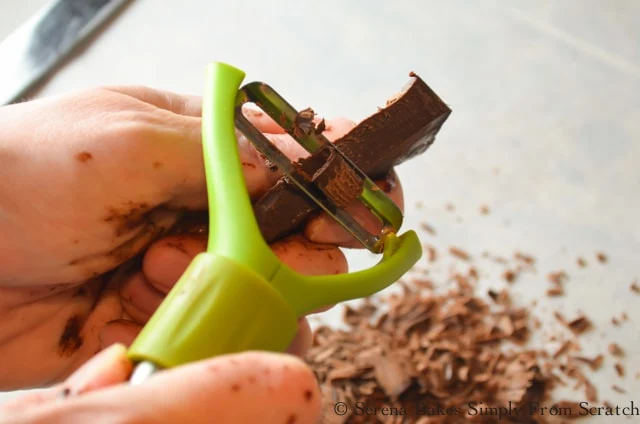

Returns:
99,319,141,349
147,247,193,290
65,344,132,395
305,216,352,245
306,205,380,245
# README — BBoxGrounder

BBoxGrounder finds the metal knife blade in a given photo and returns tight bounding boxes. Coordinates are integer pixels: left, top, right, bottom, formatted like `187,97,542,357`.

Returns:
0,0,129,106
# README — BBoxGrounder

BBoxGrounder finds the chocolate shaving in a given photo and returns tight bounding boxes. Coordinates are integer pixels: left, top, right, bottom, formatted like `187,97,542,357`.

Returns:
552,341,574,359
611,384,626,394
425,245,437,263
306,268,604,423
614,362,625,377
420,222,436,235
546,286,564,297
547,271,568,285
584,380,598,402
571,355,603,371
514,252,535,265
293,107,316,138
608,343,624,357
554,312,592,335
448,247,471,261
503,269,517,283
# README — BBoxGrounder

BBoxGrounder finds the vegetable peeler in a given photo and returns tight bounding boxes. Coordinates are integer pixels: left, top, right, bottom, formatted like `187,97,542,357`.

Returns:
126,62,422,383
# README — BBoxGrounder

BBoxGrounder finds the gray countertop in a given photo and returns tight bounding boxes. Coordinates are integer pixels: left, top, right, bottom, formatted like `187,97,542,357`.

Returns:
1,0,639,418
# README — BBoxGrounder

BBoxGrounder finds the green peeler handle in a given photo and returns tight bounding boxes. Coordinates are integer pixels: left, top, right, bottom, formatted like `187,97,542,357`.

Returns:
272,230,422,317
199,62,422,315
127,62,421,370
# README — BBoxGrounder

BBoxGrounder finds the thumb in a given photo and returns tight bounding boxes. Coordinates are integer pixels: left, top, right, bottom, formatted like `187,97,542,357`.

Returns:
2,352,322,424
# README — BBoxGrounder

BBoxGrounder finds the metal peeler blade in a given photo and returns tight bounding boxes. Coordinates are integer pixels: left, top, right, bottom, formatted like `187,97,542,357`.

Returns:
235,82,403,254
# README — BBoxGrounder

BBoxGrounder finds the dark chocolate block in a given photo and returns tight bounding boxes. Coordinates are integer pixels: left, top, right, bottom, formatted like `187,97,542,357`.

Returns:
254,72,452,243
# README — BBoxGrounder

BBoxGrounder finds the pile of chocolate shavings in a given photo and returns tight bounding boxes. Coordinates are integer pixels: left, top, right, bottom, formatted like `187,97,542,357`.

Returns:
306,261,617,423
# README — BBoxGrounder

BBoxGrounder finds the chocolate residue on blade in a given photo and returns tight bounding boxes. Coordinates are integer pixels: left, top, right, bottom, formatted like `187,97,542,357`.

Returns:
295,145,364,208
254,73,452,242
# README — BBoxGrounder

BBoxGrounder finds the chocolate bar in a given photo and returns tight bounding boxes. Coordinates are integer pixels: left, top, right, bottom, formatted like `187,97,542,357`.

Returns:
254,72,452,242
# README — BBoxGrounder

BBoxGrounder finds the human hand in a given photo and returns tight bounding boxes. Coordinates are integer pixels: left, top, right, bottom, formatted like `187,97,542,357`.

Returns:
0,86,403,389
0,344,321,424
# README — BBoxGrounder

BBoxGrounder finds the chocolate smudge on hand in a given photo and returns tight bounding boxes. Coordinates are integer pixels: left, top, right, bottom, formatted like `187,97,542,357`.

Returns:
58,315,84,357
104,201,151,237
75,152,93,162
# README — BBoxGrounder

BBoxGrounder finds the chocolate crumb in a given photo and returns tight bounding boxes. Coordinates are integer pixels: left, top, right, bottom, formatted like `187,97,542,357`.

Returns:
425,245,437,263
57,387,71,399
553,341,573,359
514,251,535,265
630,280,640,294
546,286,564,297
614,363,625,377
75,151,92,162
611,384,626,394
285,414,297,424
568,316,592,335
479,205,490,215
503,269,517,283
553,312,592,334
548,271,568,284
304,390,313,402
576,257,587,268
596,252,608,263
608,343,624,357
448,246,471,261
419,222,436,235
572,354,604,371
585,380,598,402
